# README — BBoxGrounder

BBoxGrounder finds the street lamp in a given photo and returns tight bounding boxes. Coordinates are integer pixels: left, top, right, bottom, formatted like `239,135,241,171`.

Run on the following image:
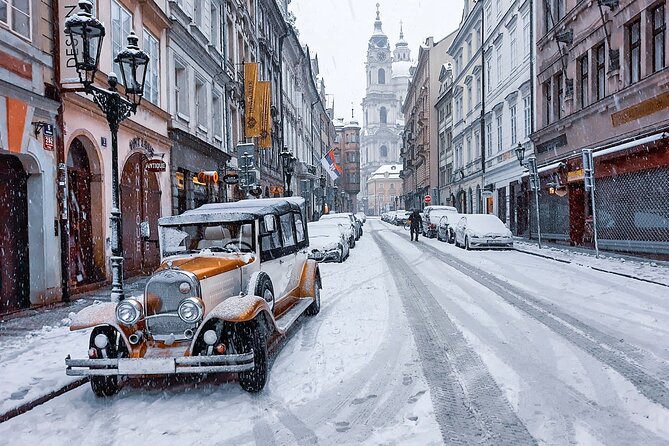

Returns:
65,0,149,302
319,174,326,215
515,142,525,167
333,185,339,211
280,147,296,197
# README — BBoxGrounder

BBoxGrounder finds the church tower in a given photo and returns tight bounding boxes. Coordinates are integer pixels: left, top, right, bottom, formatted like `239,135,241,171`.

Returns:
360,4,410,213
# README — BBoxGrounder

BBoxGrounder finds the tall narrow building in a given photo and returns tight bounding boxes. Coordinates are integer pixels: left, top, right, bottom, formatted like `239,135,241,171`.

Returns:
360,4,411,213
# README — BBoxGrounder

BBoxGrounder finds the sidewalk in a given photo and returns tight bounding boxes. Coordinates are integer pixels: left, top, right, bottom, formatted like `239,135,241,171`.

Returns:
513,238,669,287
0,276,148,421
0,276,149,341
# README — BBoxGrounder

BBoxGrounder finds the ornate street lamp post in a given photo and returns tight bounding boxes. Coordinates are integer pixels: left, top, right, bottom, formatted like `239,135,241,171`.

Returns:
515,142,525,167
65,0,149,302
319,174,326,216
280,147,296,197
333,185,339,211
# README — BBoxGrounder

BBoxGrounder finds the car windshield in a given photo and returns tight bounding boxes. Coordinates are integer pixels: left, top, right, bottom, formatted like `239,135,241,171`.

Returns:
160,222,256,257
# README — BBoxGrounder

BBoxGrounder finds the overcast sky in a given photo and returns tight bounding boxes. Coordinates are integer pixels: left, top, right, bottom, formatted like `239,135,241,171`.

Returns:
290,0,465,123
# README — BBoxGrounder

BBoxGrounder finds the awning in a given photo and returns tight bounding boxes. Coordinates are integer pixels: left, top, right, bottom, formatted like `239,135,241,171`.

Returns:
592,132,668,159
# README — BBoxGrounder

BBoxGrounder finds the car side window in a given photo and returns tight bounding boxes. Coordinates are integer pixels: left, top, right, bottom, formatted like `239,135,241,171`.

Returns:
279,213,296,248
294,212,305,243
260,216,282,262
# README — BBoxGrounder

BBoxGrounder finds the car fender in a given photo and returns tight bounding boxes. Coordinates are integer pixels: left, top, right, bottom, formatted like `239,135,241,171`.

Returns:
295,259,321,298
69,302,134,351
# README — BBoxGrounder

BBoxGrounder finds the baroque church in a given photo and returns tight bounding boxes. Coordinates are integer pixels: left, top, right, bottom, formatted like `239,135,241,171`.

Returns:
360,4,412,210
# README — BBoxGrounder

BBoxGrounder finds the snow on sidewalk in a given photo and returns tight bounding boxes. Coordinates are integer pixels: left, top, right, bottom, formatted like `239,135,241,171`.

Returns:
514,240,669,286
0,313,90,417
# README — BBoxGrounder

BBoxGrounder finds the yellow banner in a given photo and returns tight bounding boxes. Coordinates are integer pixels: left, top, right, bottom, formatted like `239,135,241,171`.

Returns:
244,63,260,138
258,81,272,148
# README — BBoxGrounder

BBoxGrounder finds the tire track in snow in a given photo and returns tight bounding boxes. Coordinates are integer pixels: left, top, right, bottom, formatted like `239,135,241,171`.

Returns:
413,239,669,411
373,231,537,445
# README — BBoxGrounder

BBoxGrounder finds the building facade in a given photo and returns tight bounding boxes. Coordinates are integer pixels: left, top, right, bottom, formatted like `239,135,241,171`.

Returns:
531,0,668,254
401,34,454,210
332,116,361,213
435,63,455,206
0,0,62,311
367,164,403,215
360,5,411,213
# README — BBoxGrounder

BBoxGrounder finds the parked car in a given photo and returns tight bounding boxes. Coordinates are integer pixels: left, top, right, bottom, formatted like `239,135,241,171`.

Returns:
454,214,514,250
318,214,356,248
321,213,361,240
423,206,458,238
436,213,463,243
307,221,350,263
355,212,367,224
66,198,321,396
393,210,410,226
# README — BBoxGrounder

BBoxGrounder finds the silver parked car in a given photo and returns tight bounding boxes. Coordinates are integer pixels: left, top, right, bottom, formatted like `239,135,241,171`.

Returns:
423,206,458,238
454,214,514,250
307,221,350,263
436,213,463,243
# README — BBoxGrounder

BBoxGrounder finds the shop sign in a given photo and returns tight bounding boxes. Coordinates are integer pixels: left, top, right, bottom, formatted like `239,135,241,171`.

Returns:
43,125,54,151
146,159,167,172
130,137,155,154
223,173,239,185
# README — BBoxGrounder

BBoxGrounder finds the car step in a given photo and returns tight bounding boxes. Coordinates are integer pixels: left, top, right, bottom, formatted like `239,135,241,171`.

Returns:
275,299,313,332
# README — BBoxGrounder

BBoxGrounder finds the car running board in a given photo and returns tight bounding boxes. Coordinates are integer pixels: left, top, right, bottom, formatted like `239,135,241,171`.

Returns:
275,299,313,333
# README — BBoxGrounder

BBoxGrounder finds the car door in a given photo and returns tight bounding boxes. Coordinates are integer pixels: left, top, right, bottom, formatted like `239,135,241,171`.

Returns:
456,217,467,245
262,212,298,305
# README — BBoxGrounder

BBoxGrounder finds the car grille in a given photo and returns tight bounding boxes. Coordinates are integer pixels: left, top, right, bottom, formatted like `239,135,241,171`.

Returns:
144,269,200,341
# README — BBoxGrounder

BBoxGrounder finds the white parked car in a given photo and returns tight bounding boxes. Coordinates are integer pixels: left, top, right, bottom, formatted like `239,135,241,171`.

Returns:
307,221,350,263
320,213,360,241
355,212,367,224
317,216,356,248
436,213,464,243
454,214,514,250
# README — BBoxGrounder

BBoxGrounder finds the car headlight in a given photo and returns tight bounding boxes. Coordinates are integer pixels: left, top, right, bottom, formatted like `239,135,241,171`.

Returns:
177,297,204,323
116,299,143,326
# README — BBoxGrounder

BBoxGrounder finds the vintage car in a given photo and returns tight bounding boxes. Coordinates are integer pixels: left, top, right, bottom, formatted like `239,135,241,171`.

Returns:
66,198,321,396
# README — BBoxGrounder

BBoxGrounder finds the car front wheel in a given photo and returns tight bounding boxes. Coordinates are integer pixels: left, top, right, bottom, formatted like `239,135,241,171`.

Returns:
250,272,274,313
89,326,126,397
236,321,268,393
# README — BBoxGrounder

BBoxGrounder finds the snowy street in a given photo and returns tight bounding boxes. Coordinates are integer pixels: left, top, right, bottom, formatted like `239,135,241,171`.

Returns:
1,218,669,445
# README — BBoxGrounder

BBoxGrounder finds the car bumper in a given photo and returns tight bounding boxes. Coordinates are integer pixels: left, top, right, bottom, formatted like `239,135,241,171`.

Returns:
308,249,341,263
469,239,514,248
65,352,255,376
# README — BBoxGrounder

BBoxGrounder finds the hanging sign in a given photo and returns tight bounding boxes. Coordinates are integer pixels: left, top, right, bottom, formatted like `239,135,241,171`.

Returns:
43,124,54,151
146,159,167,172
223,173,239,185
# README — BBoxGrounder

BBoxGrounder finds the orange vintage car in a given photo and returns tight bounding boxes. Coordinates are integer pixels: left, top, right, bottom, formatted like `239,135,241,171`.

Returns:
66,197,321,396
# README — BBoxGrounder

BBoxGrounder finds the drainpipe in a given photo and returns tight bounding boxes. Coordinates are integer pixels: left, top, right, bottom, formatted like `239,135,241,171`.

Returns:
480,1,486,214
529,0,536,238
52,0,70,302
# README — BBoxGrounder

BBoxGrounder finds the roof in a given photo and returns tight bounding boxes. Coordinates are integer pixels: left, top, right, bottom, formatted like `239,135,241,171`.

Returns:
369,164,402,180
159,197,306,226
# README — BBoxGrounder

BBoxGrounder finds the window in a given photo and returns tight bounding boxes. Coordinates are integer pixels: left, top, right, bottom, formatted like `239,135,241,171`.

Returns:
467,39,472,63
467,84,472,113
496,114,503,152
380,145,388,157
112,1,132,80
579,54,589,108
653,4,666,72
510,28,517,68
476,76,481,104
380,106,387,124
523,95,531,137
628,18,641,84
485,3,492,31
194,0,203,27
210,3,219,48
175,60,188,117
543,80,552,125
294,213,305,243
143,29,160,105
523,15,530,57
496,44,503,85
496,0,502,17
378,68,386,84
486,122,493,156
474,131,480,159
466,137,472,163
195,77,207,131
212,93,222,138
556,73,563,120
486,59,493,92
0,0,31,39
596,43,606,101
279,213,295,247
510,105,517,145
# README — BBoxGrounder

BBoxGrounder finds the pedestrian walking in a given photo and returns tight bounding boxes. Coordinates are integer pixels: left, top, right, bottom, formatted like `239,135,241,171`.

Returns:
409,209,422,241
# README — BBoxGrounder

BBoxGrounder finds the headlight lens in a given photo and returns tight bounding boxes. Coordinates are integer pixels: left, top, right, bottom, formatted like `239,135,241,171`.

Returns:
116,299,143,326
177,297,204,323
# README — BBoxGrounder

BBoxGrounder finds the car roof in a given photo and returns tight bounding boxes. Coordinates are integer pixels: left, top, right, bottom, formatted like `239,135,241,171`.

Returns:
159,197,305,225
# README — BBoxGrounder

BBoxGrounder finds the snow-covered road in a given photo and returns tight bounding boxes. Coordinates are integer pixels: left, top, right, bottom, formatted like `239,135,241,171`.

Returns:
1,218,669,445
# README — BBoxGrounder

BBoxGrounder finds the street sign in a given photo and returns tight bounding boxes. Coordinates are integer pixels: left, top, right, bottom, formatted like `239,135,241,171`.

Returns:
197,170,219,184
43,125,54,151
146,159,167,172
582,149,594,191
239,169,259,187
424,195,432,204
223,173,239,185
236,143,256,165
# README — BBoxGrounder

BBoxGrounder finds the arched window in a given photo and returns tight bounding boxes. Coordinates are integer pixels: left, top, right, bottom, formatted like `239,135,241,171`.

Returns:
378,68,386,84
380,145,388,157
380,106,387,124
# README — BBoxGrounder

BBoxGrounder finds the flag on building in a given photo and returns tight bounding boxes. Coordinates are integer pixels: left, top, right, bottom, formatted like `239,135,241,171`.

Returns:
244,63,260,138
321,149,342,180
258,81,272,148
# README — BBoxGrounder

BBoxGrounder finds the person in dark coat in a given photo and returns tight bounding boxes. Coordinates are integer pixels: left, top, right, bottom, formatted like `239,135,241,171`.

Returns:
409,209,422,241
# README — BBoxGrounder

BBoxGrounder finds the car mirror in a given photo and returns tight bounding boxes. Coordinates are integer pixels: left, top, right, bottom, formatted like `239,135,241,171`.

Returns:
264,215,276,232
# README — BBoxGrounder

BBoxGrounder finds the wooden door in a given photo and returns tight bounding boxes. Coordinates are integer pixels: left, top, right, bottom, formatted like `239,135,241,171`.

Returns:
0,155,29,312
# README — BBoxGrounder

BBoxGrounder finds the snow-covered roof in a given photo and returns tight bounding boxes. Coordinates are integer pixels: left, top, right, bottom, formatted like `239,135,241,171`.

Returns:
159,198,305,225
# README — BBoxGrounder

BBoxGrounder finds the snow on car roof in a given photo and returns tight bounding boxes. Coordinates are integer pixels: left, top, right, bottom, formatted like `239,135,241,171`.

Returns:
159,197,305,225
463,214,508,231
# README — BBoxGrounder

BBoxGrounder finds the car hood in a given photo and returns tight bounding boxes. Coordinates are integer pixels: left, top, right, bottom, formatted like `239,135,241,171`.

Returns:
309,235,340,250
157,254,255,280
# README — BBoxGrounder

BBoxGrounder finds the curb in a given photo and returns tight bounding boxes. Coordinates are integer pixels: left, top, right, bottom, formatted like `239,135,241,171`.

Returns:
0,378,88,424
514,247,669,288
